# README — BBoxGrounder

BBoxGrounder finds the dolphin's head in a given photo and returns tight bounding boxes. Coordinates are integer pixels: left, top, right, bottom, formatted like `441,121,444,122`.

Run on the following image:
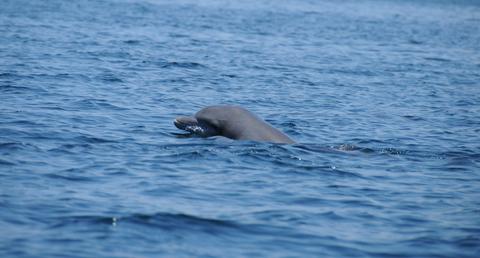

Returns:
173,115,220,137
175,106,248,138
174,105,295,143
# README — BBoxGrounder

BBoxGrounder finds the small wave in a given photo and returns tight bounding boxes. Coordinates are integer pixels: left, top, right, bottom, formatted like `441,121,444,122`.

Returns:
442,150,479,160
294,144,341,154
72,98,127,111
377,148,409,156
317,211,347,220
439,150,480,171
73,135,116,144
168,33,188,38
299,143,459,163
4,120,43,127
49,215,119,229
0,142,41,152
335,144,361,151
340,199,384,209
0,72,18,78
402,115,425,121
123,39,140,45
408,39,423,45
326,168,365,178
50,212,237,233
0,84,35,93
454,235,480,248
424,57,451,62
159,61,207,69
96,73,124,83
61,143,94,150
126,213,235,231
172,132,195,138
0,158,15,166
45,172,95,182
331,143,410,156
400,235,448,246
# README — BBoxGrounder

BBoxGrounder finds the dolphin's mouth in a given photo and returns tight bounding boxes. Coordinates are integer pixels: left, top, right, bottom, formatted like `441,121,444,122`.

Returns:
174,116,205,134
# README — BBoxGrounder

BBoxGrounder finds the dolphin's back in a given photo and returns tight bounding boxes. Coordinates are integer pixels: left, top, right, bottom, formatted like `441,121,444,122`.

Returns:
199,106,295,144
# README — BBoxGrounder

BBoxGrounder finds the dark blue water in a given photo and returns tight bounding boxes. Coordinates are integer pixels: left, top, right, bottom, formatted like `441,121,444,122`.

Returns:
1,0,480,257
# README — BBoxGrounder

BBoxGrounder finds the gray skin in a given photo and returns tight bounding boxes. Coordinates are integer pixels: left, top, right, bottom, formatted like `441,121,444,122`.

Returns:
174,106,295,144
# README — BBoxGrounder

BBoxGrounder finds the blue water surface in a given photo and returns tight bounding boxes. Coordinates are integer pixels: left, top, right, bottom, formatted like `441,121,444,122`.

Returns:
1,0,480,257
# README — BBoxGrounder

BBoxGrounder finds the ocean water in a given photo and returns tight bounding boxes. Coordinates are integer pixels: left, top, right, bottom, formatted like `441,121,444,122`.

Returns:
1,0,480,257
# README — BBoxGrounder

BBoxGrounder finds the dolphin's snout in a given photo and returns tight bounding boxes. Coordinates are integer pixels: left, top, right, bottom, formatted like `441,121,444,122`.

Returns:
174,116,198,131
173,119,184,130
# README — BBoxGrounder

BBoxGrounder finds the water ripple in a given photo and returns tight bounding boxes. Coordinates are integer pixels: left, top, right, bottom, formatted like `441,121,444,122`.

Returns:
1,0,479,257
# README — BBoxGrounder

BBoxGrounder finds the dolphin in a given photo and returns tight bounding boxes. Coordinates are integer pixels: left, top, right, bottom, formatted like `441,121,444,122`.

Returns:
174,105,295,144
